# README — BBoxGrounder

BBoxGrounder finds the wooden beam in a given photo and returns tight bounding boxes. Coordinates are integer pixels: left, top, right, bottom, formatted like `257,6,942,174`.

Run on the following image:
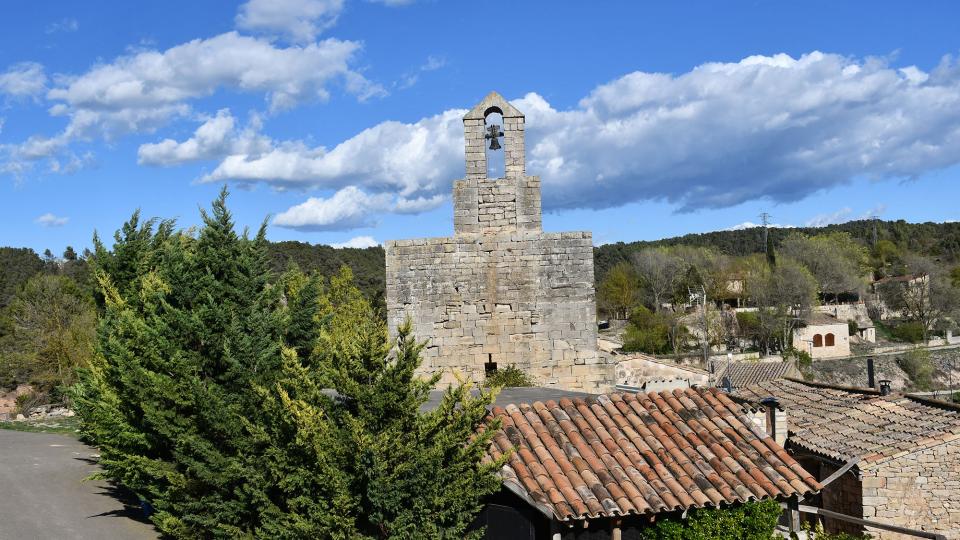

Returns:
819,456,862,488
795,504,947,540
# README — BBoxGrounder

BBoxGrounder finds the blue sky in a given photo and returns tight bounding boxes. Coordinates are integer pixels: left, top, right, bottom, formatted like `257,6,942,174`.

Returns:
1,1,959,254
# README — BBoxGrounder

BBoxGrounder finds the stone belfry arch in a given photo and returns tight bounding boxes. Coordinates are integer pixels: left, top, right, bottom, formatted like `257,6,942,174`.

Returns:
385,92,612,393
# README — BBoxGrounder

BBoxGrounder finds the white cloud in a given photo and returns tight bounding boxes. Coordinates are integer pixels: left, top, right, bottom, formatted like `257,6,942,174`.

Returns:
137,109,270,166
35,213,69,227
0,62,47,97
398,55,447,89
805,207,853,227
330,235,379,248
725,221,794,231
45,18,79,34
3,30,383,176
394,194,446,214
207,51,960,222
202,108,465,195
274,186,393,230
47,31,376,136
236,0,344,43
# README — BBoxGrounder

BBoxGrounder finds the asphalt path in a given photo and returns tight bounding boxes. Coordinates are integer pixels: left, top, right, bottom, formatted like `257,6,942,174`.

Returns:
0,429,158,540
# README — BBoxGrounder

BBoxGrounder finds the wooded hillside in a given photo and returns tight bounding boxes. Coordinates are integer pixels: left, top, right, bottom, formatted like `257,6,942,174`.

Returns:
595,219,960,283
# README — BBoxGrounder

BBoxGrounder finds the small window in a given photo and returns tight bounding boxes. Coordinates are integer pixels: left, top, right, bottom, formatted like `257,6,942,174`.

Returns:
825,333,835,347
813,334,823,347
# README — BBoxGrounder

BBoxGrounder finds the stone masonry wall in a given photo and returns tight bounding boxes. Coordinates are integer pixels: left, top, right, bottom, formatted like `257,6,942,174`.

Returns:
385,230,612,392
862,439,960,539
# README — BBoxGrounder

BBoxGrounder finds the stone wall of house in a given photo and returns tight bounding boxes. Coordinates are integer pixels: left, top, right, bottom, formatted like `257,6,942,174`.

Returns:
385,92,613,393
793,322,851,359
862,439,960,539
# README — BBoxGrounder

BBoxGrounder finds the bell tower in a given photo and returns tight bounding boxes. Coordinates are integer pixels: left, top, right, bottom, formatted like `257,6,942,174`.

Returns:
384,91,611,394
454,91,542,236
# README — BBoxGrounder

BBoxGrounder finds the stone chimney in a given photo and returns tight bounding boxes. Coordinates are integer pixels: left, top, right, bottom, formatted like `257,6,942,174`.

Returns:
760,397,788,446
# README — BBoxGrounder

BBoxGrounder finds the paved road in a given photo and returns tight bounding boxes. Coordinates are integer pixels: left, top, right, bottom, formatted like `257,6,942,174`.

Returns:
0,429,158,540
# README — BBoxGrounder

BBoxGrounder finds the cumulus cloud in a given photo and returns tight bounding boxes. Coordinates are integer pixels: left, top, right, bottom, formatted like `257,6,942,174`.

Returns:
47,31,375,137
0,62,47,98
137,109,270,166
274,186,393,230
330,235,379,248
236,0,344,43
35,213,69,227
207,51,960,224
3,30,382,176
202,108,465,195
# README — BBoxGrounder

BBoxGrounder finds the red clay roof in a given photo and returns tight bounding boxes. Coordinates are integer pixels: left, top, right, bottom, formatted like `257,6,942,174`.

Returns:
486,388,820,521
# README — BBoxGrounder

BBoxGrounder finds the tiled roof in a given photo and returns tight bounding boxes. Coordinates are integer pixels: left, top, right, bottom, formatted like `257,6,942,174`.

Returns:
715,361,797,390
802,313,846,326
486,388,819,521
734,379,960,467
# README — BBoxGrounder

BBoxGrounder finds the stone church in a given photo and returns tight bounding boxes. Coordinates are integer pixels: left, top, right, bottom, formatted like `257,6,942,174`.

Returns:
385,92,614,393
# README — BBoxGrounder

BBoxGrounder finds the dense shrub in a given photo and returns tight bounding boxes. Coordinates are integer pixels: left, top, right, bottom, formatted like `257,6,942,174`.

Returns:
484,364,534,388
641,499,782,539
898,349,935,391
623,306,677,355
891,321,926,343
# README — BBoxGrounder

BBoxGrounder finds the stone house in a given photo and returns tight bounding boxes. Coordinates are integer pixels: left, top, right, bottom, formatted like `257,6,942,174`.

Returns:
475,387,820,539
736,379,960,539
385,92,613,393
714,360,800,391
614,353,710,392
870,273,929,321
792,313,850,359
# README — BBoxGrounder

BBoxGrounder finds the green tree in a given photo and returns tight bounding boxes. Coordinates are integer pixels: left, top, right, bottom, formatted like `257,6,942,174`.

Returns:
780,232,868,303
623,306,680,355
598,262,639,319
73,190,502,538
0,274,96,393
73,188,290,536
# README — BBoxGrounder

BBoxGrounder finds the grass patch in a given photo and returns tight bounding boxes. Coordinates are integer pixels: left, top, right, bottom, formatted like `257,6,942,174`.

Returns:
0,415,81,436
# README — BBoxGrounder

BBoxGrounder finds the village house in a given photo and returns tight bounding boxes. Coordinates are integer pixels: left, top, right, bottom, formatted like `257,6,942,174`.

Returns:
792,313,851,359
475,387,820,539
714,360,801,391
736,379,960,539
870,273,930,321
614,353,710,392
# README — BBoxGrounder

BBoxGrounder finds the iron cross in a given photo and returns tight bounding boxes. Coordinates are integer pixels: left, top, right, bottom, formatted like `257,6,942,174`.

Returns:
485,124,504,151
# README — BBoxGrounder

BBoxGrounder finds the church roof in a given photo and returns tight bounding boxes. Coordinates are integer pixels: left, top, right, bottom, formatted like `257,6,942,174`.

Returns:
463,91,524,120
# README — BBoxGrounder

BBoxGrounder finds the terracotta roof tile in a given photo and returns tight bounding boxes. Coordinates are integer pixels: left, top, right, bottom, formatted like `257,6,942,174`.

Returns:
734,379,960,468
488,387,820,521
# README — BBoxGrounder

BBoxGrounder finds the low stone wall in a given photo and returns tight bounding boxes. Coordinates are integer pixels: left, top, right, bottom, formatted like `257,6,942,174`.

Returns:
863,438,960,539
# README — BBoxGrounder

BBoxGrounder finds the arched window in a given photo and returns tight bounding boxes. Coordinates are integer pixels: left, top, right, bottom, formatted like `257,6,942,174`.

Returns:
825,333,835,347
813,334,823,347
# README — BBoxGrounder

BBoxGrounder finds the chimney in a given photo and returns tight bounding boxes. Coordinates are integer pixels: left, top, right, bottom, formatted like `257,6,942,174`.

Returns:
867,357,876,389
760,397,787,446
879,380,892,395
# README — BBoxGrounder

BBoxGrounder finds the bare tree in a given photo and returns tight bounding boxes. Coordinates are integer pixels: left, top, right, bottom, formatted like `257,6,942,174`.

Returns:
632,248,684,311
879,255,960,341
